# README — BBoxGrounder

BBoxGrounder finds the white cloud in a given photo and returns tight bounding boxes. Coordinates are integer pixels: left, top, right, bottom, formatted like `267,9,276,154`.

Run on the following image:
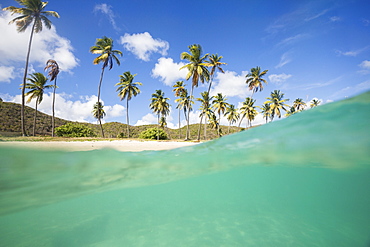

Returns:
304,9,329,22
2,93,125,123
119,32,169,61
268,73,292,85
276,33,308,46
93,3,120,31
275,52,292,68
210,70,250,98
151,57,187,86
336,46,369,57
134,113,158,126
359,60,370,69
0,11,79,76
0,66,15,83
330,16,341,22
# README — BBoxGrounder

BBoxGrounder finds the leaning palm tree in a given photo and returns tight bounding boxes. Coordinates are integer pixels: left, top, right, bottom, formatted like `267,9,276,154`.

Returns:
245,66,268,99
92,101,106,137
90,36,122,137
310,99,321,108
206,54,226,94
239,97,257,128
44,59,60,137
150,90,170,140
293,98,306,111
115,71,142,138
212,93,229,136
90,37,123,103
264,90,290,120
180,44,210,140
196,91,213,140
3,0,59,136
25,72,53,136
173,81,186,138
224,104,239,134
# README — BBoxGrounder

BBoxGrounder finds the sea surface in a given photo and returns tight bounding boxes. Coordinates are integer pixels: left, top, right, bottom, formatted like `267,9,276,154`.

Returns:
1,92,369,247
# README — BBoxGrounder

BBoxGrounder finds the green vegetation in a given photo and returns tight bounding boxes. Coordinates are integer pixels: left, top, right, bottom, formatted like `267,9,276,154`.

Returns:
139,128,168,140
55,123,96,137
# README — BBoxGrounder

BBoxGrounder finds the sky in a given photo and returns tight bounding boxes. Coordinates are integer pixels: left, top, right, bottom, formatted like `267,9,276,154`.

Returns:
1,0,369,129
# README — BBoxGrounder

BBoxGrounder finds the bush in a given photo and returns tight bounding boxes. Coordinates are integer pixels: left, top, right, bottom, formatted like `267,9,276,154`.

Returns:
55,123,96,137
117,132,125,138
139,127,167,140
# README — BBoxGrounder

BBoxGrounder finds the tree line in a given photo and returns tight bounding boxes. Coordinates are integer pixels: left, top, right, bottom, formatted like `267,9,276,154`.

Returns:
3,0,321,139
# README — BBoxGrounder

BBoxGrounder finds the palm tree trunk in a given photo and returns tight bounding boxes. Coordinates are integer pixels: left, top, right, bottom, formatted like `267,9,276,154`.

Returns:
185,86,194,140
51,78,57,137
238,116,244,128
21,22,37,136
33,98,38,136
228,122,231,134
178,109,181,139
197,114,204,141
126,97,130,138
97,67,105,138
157,114,160,140
204,115,207,140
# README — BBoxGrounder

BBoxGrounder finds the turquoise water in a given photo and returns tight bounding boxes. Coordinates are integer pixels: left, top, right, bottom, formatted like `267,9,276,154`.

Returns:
1,92,369,246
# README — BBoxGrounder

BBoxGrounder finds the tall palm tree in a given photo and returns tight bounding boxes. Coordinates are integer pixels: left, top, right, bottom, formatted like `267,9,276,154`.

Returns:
175,90,192,139
90,36,122,137
173,81,186,138
212,93,229,136
245,66,268,99
92,101,106,137
224,104,239,134
196,91,213,140
293,98,306,111
44,59,59,137
264,90,289,120
206,54,226,94
25,72,53,136
180,44,210,140
259,103,272,123
115,71,142,138
3,0,59,136
150,90,170,140
310,99,321,108
239,97,257,128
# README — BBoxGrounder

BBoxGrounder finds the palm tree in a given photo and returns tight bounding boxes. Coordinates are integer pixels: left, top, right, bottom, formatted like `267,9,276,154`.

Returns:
180,44,210,140
245,66,268,99
115,71,142,138
293,98,306,111
92,101,106,137
196,91,213,140
264,90,290,120
3,0,59,136
150,90,170,140
206,54,226,94
285,106,297,117
25,72,53,136
310,99,321,108
239,97,257,128
90,36,122,137
224,104,239,134
173,81,186,138
175,90,193,139
212,93,229,136
208,112,221,137
259,103,272,123
44,59,59,137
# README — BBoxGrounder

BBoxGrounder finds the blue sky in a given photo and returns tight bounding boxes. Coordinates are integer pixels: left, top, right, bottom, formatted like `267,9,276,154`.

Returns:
1,0,369,128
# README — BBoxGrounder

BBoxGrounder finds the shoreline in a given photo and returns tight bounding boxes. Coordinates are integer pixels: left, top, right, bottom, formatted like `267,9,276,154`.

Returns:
0,140,200,152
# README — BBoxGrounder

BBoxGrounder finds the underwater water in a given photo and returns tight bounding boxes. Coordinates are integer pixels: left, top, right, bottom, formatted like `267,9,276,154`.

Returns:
0,92,369,247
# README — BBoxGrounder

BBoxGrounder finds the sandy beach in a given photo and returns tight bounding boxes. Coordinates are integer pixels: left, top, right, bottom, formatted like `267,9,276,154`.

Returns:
0,140,200,152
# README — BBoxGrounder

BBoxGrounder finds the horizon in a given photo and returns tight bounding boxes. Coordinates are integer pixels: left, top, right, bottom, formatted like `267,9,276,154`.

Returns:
1,0,369,128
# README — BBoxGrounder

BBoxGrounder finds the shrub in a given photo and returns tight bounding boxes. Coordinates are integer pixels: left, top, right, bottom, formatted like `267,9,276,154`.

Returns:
55,123,96,137
117,132,125,138
139,127,167,140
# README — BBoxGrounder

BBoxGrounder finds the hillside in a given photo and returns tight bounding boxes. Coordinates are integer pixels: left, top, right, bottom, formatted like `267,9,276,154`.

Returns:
0,101,243,139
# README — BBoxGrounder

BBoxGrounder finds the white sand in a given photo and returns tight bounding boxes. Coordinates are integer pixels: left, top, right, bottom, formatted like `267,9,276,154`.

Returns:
0,140,199,152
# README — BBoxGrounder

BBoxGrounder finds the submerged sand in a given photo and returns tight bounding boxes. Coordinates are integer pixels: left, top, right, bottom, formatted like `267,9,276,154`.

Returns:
0,140,199,152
